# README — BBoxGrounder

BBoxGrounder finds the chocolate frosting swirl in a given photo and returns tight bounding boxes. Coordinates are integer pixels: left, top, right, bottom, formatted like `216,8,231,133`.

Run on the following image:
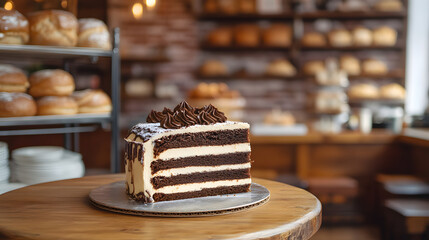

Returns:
160,112,182,129
146,110,164,123
148,101,227,129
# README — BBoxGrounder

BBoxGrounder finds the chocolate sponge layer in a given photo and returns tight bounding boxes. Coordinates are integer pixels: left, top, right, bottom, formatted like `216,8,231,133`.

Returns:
151,168,251,189
151,152,250,174
153,129,249,157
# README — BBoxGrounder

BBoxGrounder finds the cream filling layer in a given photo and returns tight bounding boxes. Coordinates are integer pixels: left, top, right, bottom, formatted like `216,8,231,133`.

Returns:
156,143,251,161
156,178,252,194
153,163,251,177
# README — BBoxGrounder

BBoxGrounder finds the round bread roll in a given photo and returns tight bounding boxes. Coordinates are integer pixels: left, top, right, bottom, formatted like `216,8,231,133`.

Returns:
302,61,325,76
379,83,405,99
264,109,295,126
374,0,403,12
328,29,353,47
340,55,361,76
262,24,292,47
0,92,36,117
373,26,397,46
29,69,75,97
72,89,112,113
207,27,232,46
238,0,256,14
0,8,29,45
301,32,327,47
0,64,29,92
266,59,296,77
78,18,111,50
218,0,238,15
352,26,372,46
204,0,218,13
348,84,379,99
362,59,388,75
28,10,78,47
199,60,228,77
37,96,78,115
235,24,259,47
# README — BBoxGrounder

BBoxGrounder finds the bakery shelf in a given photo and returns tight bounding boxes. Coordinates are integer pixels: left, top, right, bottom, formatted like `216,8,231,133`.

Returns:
196,13,294,21
200,45,291,51
0,28,121,173
196,74,302,81
0,114,111,127
349,98,405,106
0,44,112,59
299,45,404,51
297,11,407,20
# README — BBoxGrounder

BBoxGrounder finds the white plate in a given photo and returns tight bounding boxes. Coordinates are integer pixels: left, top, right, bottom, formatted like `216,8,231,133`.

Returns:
12,146,64,163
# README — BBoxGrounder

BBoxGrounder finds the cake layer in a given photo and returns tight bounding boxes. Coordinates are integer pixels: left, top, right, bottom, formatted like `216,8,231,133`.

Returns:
153,163,251,177
152,184,251,202
152,168,250,189
151,152,250,174
153,129,249,157
156,178,251,194
156,143,250,161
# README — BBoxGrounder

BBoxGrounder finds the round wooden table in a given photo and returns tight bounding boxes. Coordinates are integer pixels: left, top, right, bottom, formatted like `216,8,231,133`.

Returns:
0,175,321,240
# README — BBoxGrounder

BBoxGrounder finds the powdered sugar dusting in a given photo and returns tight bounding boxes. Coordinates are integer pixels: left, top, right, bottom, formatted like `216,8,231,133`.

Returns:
55,11,77,29
87,31,109,42
0,64,24,76
79,18,106,32
0,9,28,30
0,92,32,102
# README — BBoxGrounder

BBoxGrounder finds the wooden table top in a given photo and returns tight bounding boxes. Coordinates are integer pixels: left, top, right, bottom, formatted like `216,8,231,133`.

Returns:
0,175,321,240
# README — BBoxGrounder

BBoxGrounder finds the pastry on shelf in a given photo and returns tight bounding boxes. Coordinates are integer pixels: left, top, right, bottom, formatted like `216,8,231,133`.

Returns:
207,27,232,46
262,24,292,47
28,10,78,47
204,0,218,13
328,29,353,47
29,69,75,97
234,24,260,47
315,90,350,114
72,89,112,113
264,109,296,126
340,55,361,76
238,0,256,14
372,26,397,46
218,0,238,15
0,8,29,45
199,60,228,77
0,92,37,117
336,0,370,12
348,83,379,99
187,82,245,120
374,0,403,12
77,18,111,50
265,59,296,77
301,32,327,47
379,83,405,99
0,64,29,93
37,96,78,115
352,26,372,46
302,60,325,76
362,59,388,75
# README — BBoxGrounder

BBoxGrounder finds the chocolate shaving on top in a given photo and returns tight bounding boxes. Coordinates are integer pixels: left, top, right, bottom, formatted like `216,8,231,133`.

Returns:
146,101,227,129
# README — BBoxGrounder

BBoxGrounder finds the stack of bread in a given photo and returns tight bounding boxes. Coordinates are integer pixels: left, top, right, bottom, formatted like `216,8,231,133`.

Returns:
348,83,405,100
0,64,111,117
303,57,389,77
204,0,256,14
187,82,245,119
301,26,397,48
0,8,110,49
206,23,292,47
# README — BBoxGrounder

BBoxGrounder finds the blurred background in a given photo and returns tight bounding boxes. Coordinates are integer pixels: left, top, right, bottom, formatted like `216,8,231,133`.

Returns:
0,0,428,239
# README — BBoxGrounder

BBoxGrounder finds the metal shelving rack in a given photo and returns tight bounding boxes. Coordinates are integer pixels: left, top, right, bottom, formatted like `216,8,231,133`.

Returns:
0,28,121,173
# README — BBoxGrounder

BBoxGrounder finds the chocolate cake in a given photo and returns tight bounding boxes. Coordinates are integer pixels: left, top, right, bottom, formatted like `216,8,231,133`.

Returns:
125,101,251,203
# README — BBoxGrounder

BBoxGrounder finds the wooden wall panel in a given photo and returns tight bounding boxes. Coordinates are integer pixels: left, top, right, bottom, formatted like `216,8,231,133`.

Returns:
251,144,295,173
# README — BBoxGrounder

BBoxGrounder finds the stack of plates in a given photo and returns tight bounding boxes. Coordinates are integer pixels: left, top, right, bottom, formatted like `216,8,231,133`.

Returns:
0,142,9,184
12,146,85,185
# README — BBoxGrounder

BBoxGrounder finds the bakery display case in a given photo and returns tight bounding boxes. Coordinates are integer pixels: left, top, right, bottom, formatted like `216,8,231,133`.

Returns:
0,28,121,173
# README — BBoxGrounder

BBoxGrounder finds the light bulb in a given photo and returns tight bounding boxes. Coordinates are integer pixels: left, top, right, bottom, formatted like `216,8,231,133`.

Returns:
132,2,143,19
